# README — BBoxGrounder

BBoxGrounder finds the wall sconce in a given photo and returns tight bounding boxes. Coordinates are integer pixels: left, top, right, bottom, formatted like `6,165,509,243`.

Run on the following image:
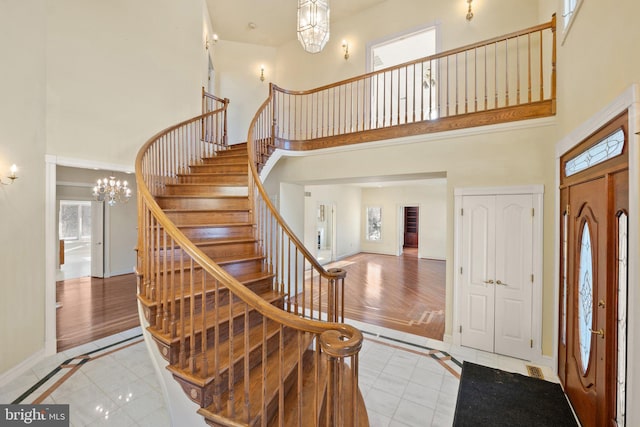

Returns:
342,40,350,60
0,164,18,185
205,33,218,50
260,65,265,82
466,0,474,21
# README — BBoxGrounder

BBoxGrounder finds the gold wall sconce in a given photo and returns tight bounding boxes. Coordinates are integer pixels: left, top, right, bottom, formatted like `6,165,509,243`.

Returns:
260,65,265,82
0,164,18,185
342,40,350,60
205,33,218,50
466,0,474,21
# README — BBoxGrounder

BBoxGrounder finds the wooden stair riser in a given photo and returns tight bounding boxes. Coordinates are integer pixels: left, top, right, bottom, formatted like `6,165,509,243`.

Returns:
171,328,287,408
139,276,275,328
178,174,248,185
178,224,255,241
156,197,250,211
201,348,314,427
164,184,248,197
151,299,284,365
154,241,259,261
189,164,248,174
220,258,266,277
201,155,247,165
164,210,251,226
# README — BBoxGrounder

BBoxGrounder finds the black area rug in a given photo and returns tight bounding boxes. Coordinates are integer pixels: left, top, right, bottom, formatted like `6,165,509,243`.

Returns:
453,362,578,427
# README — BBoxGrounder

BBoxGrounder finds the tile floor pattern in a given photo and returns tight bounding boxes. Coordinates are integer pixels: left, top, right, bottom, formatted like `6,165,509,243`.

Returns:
0,322,558,426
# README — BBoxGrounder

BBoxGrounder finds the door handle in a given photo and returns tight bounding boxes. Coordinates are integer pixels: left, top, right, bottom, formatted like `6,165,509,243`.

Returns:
483,279,494,284
590,328,604,338
496,280,507,286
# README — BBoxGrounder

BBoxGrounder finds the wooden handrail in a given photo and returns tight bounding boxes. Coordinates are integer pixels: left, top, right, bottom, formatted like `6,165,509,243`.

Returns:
136,94,364,425
266,15,556,148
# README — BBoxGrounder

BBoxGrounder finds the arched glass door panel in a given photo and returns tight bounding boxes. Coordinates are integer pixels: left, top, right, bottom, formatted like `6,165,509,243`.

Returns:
578,222,594,373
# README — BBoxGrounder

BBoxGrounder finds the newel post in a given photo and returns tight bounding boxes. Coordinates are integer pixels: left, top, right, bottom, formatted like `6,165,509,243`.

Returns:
327,268,347,323
319,327,363,427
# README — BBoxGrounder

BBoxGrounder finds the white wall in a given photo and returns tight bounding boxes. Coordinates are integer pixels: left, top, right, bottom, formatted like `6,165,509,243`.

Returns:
303,184,362,260
360,182,447,260
212,40,276,144
46,0,207,168
0,0,47,376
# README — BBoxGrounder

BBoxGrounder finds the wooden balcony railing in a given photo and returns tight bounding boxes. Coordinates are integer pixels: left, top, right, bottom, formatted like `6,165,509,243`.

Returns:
202,87,229,145
256,15,556,159
136,94,365,425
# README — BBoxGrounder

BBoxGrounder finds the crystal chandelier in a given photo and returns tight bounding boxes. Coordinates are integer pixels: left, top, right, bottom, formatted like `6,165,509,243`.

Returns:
297,0,330,54
93,176,132,206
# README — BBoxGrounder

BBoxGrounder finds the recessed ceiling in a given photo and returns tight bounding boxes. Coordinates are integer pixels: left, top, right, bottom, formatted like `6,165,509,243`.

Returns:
206,0,387,47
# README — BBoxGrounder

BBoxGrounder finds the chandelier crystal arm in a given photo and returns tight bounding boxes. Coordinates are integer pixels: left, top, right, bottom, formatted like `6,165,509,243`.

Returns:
93,175,132,206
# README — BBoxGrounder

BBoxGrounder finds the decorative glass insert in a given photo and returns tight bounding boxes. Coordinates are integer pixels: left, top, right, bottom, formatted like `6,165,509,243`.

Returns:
565,128,624,177
578,222,594,373
366,207,382,241
562,212,568,345
617,213,628,427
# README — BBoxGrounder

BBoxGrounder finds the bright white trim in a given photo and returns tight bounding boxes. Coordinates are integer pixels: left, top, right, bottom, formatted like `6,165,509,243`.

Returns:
454,185,544,196
452,185,544,363
55,156,134,174
0,349,45,388
554,84,640,426
44,155,57,356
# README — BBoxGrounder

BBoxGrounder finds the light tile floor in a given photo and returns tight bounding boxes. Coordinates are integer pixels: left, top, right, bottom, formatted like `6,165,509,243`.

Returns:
0,322,558,427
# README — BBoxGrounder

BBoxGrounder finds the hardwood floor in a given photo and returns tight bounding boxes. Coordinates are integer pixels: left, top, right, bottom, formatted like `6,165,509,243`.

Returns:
56,274,139,352
310,251,446,340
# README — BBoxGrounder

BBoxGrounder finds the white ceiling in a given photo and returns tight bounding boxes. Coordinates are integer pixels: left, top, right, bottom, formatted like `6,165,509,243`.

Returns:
206,0,387,47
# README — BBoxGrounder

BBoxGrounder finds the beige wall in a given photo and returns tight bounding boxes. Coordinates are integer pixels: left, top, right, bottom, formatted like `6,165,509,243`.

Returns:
212,41,276,144
46,0,207,167
0,0,47,375
275,0,543,90
360,182,447,260
0,0,211,377
303,185,362,260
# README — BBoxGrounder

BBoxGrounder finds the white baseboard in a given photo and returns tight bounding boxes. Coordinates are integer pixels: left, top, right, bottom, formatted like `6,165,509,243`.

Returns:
0,348,46,389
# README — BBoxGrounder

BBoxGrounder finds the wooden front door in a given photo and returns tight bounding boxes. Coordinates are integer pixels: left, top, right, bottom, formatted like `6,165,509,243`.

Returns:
403,206,419,248
559,112,628,427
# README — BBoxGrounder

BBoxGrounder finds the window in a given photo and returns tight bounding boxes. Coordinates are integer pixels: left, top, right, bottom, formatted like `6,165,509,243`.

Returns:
59,201,91,241
366,207,382,241
565,128,625,177
562,0,583,41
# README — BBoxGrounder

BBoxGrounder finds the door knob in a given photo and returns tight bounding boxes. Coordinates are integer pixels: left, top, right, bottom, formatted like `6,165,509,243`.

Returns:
590,328,604,338
483,279,494,284
496,280,507,286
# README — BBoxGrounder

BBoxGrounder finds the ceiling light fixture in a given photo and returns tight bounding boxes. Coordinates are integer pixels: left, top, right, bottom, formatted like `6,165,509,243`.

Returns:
93,176,132,207
297,0,330,54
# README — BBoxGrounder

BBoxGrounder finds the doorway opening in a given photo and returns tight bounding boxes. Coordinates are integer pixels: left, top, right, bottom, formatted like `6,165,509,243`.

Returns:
402,206,419,250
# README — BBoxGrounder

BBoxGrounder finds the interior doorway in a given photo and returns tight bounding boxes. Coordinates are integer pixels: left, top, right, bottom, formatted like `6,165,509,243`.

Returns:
316,202,336,264
403,206,419,249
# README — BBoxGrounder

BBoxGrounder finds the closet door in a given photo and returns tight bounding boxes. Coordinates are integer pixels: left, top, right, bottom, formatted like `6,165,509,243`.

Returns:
460,195,496,353
460,194,534,359
494,194,533,360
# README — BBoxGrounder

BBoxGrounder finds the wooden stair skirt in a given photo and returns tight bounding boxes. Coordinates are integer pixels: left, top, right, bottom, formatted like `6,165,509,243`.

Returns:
138,143,368,426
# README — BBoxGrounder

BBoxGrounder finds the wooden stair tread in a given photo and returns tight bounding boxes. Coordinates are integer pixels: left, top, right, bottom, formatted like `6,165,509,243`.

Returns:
163,208,250,213
165,183,247,187
167,319,283,386
197,333,315,426
137,270,275,309
148,289,285,346
155,194,248,200
178,222,253,229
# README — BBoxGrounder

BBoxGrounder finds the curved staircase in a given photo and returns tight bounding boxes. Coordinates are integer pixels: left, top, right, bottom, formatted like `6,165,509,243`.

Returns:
136,108,368,426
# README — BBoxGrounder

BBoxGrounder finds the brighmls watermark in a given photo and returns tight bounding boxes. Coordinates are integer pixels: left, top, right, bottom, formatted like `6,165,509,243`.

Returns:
0,405,69,427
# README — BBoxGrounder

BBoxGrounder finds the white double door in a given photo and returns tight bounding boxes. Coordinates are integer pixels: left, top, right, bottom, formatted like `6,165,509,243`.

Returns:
460,194,534,360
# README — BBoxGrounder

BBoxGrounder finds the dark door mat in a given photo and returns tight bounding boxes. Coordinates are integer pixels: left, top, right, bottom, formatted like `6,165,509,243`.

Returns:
453,362,578,426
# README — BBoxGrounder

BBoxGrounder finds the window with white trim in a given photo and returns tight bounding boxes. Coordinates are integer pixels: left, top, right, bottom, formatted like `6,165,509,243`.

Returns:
562,0,583,39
